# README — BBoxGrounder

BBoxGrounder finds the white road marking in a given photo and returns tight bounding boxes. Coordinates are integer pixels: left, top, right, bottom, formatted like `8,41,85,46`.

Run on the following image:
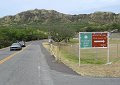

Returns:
38,66,41,77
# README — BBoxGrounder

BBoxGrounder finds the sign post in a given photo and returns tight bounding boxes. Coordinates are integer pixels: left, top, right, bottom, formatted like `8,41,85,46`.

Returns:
107,33,110,64
79,33,92,66
79,32,109,66
79,33,80,66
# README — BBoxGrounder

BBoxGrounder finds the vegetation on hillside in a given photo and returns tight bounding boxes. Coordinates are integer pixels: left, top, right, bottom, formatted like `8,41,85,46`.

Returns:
0,28,48,48
0,9,120,48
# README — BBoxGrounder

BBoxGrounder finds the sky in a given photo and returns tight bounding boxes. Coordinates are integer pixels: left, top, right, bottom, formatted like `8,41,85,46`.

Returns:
0,0,120,17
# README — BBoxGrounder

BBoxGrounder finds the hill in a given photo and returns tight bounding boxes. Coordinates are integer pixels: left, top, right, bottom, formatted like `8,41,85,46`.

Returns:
0,9,120,27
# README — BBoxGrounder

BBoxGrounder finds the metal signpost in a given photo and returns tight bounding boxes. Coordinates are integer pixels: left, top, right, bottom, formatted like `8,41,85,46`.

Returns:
79,32,109,66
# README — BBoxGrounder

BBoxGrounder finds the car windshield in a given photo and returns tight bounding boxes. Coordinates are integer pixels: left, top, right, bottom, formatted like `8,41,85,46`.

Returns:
12,43,20,46
20,41,24,43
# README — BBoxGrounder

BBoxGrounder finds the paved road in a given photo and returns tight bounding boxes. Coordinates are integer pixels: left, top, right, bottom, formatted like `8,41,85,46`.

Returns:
0,40,120,85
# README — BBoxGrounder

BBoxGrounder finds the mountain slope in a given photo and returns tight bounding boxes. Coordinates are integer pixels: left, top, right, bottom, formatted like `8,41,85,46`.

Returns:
0,9,120,26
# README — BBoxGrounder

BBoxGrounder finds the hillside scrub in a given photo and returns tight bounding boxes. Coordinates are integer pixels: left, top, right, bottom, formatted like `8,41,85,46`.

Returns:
0,28,48,48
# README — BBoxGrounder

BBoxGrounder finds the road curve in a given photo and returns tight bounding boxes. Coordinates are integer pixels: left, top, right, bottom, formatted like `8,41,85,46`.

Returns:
0,40,120,85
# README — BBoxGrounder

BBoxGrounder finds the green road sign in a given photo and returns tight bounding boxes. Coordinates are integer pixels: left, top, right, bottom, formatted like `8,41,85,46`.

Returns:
80,33,92,48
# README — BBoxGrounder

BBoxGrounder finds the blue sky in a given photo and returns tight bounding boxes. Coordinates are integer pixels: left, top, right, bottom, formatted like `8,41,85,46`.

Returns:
0,0,119,17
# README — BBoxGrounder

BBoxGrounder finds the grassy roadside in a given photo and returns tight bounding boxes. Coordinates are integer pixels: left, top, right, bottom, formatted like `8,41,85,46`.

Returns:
43,41,120,78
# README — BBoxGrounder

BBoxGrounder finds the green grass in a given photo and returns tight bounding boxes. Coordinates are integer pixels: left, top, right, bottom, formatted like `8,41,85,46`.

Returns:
80,49,107,64
60,49,105,64
109,39,120,44
52,38,120,65
60,50,79,63
81,57,105,64
68,39,79,44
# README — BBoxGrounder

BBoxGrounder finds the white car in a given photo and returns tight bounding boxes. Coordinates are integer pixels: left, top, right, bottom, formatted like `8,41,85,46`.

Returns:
10,43,22,51
19,41,26,47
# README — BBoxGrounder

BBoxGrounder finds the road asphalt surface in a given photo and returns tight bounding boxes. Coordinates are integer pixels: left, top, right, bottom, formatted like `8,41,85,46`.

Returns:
0,40,120,85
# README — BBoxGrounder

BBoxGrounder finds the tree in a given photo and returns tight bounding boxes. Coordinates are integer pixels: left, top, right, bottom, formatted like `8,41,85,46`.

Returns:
111,23,120,32
50,27,75,42
85,27,95,32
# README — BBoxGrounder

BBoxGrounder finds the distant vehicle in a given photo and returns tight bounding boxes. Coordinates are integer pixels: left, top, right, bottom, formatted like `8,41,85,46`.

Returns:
10,43,22,51
19,41,26,47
